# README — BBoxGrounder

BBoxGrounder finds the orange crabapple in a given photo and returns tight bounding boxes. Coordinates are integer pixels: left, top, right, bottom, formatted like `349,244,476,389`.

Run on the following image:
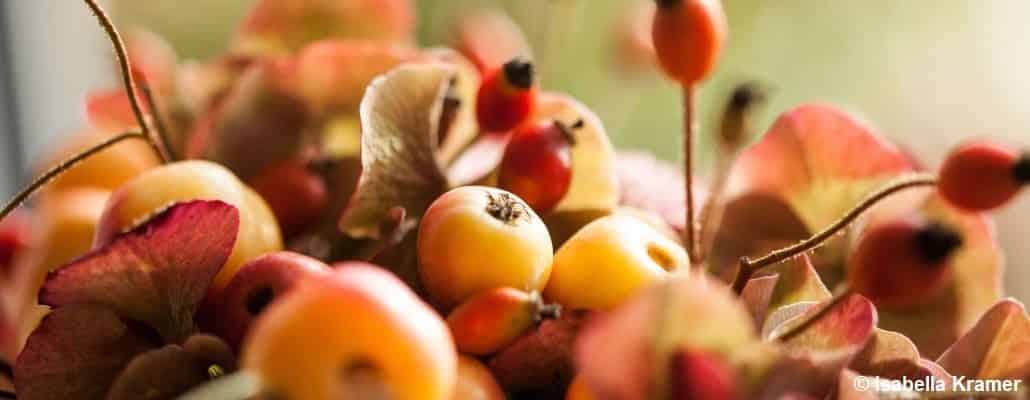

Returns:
544,214,687,310
446,287,560,356
418,186,553,310
476,58,538,133
651,0,727,85
35,130,159,198
938,138,1029,212
93,160,283,293
452,355,505,400
497,119,578,213
847,216,963,311
566,374,598,400
242,263,457,400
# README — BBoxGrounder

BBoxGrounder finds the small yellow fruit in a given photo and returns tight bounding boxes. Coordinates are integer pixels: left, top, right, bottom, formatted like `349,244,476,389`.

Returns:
545,215,687,310
418,186,553,310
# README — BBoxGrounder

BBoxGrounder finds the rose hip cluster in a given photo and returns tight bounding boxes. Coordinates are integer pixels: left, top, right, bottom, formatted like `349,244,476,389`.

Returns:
0,0,1028,399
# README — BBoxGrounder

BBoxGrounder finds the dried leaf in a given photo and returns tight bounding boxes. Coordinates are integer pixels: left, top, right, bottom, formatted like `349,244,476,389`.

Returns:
40,201,239,343
338,64,454,239
14,305,156,400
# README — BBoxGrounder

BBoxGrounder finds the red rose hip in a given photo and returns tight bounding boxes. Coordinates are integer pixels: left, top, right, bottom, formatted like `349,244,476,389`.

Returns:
847,217,962,310
498,119,578,213
938,139,1029,212
475,58,537,133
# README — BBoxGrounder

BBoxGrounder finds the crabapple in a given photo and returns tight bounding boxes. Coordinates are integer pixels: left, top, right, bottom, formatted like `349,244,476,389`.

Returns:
452,356,505,400
418,186,553,310
938,139,1029,211
651,0,727,85
847,216,962,310
447,287,559,356
476,58,537,133
94,160,283,292
498,119,577,213
242,263,457,400
545,215,687,310
36,130,158,197
22,188,110,297
208,251,329,351
248,160,329,238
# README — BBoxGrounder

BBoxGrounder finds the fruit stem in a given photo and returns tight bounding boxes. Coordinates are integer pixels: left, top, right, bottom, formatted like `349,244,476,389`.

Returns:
682,84,701,268
732,173,938,293
140,83,178,161
0,131,146,222
82,0,168,164
697,82,767,263
772,286,854,342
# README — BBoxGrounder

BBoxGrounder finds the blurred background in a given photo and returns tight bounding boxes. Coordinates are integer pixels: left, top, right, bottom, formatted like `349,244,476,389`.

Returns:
0,0,1026,299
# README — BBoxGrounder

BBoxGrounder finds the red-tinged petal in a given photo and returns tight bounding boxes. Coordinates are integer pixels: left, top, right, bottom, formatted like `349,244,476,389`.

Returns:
936,299,1030,380
713,104,917,274
40,200,239,343
450,9,532,73
757,296,877,398
769,295,876,353
878,195,1004,358
233,0,415,56
13,305,156,400
741,274,779,330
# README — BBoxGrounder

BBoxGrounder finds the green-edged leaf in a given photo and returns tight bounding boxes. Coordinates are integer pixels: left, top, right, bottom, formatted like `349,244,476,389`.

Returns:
766,255,832,320
936,298,1030,380
40,200,239,343
14,305,156,400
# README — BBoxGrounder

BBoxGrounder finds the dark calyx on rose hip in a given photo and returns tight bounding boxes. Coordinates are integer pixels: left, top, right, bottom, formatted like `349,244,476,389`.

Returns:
913,222,963,265
503,58,535,89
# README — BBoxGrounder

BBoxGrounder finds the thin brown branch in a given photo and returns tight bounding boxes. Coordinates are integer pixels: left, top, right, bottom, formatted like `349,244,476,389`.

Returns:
732,173,937,293
140,83,177,161
682,84,700,267
0,132,146,221
82,0,167,163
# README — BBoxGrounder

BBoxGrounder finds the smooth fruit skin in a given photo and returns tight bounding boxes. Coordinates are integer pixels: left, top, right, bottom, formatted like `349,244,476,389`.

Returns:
498,120,574,213
447,287,551,356
545,215,687,310
669,349,739,400
452,356,505,400
652,0,727,84
475,59,537,133
209,251,329,351
36,130,158,198
242,263,457,400
248,160,329,238
94,160,283,292
566,374,598,400
418,186,553,310
847,217,961,310
938,139,1027,211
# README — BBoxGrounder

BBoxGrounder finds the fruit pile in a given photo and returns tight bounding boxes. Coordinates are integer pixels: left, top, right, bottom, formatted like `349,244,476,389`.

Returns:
0,0,1028,399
